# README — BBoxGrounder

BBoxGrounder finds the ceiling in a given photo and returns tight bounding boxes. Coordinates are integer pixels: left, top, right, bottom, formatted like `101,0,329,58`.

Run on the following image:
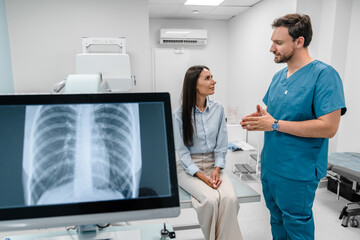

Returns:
149,0,263,21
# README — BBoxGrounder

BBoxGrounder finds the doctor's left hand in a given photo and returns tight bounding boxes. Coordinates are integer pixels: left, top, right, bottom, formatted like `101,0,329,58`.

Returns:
241,105,274,131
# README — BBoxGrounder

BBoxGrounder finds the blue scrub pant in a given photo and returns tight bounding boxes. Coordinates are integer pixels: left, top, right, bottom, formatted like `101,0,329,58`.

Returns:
261,171,319,240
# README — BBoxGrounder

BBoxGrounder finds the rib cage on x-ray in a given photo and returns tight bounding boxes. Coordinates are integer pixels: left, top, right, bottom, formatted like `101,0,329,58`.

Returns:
92,105,134,198
26,103,139,205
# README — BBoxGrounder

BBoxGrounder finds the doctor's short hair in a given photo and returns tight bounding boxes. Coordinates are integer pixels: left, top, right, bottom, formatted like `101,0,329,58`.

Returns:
272,13,313,47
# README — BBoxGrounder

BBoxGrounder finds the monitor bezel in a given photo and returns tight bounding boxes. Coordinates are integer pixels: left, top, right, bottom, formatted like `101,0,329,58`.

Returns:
0,92,179,231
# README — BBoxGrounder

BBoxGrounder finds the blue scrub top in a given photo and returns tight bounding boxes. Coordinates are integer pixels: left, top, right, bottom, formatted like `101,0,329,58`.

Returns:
261,60,346,181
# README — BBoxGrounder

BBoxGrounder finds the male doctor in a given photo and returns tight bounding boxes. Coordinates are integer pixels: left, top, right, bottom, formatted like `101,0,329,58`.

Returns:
241,13,346,240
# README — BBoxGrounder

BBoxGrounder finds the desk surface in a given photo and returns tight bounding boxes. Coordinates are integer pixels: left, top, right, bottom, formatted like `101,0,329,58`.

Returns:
1,223,174,240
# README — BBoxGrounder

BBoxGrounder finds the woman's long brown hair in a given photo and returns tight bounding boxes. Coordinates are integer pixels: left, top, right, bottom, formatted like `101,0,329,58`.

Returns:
181,65,209,146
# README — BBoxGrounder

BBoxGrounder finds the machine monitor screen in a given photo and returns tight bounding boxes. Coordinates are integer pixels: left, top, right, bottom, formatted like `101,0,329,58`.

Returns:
0,92,179,232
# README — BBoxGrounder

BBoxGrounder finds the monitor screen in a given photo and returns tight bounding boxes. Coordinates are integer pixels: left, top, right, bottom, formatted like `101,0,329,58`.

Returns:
0,92,179,231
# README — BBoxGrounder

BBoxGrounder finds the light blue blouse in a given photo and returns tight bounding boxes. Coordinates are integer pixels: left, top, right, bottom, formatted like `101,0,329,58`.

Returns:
173,100,228,176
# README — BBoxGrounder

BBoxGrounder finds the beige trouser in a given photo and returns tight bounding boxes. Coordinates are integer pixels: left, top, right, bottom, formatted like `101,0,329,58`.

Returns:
177,153,243,240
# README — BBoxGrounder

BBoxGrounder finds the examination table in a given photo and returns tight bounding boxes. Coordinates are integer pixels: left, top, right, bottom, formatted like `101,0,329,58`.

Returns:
327,152,360,227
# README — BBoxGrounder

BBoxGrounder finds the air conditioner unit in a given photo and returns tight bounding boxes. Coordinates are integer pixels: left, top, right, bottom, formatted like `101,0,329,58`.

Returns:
160,29,207,46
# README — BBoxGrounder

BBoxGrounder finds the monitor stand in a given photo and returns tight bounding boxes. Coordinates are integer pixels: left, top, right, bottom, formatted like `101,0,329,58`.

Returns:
78,228,141,240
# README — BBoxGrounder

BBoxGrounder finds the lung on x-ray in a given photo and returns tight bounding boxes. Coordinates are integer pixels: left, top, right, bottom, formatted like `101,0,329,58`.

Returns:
22,103,142,206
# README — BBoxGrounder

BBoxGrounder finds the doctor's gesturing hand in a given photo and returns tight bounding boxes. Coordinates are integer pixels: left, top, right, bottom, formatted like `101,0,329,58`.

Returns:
240,104,275,131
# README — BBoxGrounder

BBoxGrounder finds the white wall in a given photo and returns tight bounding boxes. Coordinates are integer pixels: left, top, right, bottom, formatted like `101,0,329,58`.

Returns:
227,0,296,147
227,0,357,152
149,19,228,112
4,0,358,152
294,0,354,152
336,0,360,152
310,0,336,63
0,0,13,94
296,0,352,95
5,0,151,93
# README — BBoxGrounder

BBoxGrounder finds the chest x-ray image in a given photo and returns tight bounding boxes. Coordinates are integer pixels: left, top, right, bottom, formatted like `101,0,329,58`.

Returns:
22,103,142,206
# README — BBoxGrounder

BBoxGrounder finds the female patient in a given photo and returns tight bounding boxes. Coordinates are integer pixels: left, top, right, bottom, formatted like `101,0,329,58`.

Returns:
173,65,242,240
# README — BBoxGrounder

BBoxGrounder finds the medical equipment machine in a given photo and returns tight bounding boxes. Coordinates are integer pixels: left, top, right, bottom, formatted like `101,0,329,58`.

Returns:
53,37,136,93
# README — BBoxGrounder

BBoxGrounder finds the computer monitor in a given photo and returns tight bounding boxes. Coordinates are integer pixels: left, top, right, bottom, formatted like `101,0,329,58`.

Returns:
0,92,179,235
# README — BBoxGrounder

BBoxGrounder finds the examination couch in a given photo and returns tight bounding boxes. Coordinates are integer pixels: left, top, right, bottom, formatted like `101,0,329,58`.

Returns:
327,152,360,227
